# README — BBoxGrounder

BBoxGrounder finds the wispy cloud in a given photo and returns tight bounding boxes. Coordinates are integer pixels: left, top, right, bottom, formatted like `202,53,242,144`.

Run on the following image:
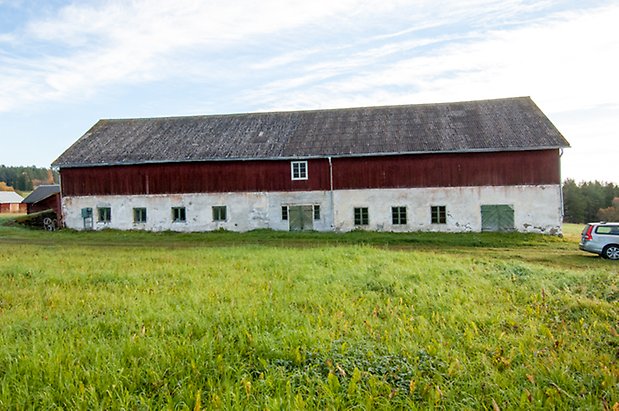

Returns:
242,3,619,115
0,0,410,111
0,0,617,118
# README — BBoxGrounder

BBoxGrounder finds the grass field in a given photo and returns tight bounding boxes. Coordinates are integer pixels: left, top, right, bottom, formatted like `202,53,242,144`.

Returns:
0,219,617,409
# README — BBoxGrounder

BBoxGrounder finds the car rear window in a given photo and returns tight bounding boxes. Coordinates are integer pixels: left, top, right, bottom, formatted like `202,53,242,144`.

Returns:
595,226,619,235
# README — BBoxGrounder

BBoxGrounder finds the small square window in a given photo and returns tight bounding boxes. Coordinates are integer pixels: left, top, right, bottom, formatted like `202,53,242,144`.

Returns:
212,206,227,222
392,206,407,225
431,206,446,224
313,205,321,220
97,207,111,223
282,206,288,221
291,161,308,180
354,207,369,226
133,207,147,223
172,207,186,222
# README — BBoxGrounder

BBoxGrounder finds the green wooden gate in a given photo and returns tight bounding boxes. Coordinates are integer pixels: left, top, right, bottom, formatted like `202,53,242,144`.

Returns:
288,205,314,231
481,205,514,232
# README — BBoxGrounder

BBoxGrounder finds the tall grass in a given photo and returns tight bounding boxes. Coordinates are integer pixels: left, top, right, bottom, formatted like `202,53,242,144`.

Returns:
0,223,617,409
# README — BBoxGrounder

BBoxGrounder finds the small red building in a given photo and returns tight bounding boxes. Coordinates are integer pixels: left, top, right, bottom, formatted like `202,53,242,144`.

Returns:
0,191,26,214
52,97,570,233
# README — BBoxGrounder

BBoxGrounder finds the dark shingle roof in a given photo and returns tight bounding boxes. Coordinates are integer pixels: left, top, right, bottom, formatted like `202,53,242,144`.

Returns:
22,185,60,204
52,97,569,168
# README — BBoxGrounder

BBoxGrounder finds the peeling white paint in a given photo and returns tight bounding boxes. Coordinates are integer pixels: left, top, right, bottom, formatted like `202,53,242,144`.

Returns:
61,185,563,234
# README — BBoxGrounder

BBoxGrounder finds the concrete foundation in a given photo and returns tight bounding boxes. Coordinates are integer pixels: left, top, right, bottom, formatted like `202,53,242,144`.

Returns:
61,185,563,234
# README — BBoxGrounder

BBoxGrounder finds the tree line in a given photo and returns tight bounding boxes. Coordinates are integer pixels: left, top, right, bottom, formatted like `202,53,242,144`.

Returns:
0,165,59,192
563,179,619,223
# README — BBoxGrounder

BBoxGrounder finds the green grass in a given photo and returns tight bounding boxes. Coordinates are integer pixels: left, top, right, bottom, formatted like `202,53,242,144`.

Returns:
0,220,617,409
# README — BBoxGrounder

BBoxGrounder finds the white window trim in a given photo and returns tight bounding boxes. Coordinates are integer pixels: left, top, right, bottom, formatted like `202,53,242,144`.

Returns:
291,161,308,181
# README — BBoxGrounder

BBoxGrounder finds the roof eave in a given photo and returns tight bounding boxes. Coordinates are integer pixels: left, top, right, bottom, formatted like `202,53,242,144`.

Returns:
52,145,569,169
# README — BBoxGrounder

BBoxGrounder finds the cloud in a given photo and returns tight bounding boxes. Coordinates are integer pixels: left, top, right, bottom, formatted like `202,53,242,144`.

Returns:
240,3,619,115
1,0,617,119
0,0,412,111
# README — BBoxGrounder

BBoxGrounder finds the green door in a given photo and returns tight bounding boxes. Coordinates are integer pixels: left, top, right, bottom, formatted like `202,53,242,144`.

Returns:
481,205,514,232
289,205,314,231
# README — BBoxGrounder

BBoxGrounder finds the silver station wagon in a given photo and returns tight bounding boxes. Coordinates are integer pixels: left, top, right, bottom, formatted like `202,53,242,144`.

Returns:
579,222,619,260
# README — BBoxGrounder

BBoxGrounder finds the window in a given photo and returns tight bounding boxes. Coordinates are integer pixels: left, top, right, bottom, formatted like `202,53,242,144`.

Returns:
172,207,186,222
212,206,227,222
282,206,288,221
431,206,446,224
392,206,407,225
133,207,147,223
291,161,308,180
595,226,619,235
354,207,369,226
313,205,320,220
97,207,111,223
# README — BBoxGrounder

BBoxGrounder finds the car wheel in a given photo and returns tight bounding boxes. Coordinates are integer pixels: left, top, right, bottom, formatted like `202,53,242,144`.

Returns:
602,244,619,260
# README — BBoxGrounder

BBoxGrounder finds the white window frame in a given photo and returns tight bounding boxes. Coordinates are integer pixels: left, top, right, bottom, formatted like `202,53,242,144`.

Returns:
291,161,308,180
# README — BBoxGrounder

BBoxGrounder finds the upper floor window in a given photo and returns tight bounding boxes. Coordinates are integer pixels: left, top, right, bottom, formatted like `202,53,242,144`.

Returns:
291,161,308,180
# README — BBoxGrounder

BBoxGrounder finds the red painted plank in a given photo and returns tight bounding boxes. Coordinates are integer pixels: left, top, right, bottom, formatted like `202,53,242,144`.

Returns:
60,150,561,196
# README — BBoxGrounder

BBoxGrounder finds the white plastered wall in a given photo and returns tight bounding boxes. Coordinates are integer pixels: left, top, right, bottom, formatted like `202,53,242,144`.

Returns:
61,184,563,234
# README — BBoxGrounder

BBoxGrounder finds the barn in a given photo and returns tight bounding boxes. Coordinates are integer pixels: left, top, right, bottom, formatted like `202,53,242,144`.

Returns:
52,97,570,234
0,191,26,214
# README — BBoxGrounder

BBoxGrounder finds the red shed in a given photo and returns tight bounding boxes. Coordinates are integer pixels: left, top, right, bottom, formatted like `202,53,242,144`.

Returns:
22,185,61,216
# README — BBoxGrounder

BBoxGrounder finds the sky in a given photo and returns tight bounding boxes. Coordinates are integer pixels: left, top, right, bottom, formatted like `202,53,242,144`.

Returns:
0,0,617,183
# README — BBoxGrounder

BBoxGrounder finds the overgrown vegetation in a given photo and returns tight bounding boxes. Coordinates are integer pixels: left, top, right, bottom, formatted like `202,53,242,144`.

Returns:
0,165,58,192
0,221,616,409
563,179,619,223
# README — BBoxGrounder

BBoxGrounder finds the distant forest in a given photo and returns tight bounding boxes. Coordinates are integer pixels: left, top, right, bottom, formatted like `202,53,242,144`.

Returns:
0,165,59,192
563,179,619,223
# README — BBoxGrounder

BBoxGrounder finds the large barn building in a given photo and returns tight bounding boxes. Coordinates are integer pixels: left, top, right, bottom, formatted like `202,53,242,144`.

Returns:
52,97,570,233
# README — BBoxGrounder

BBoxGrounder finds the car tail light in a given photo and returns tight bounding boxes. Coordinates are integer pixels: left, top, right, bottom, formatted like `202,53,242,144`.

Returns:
584,225,594,241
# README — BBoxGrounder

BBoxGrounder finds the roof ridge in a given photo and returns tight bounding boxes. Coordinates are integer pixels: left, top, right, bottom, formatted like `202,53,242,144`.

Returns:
99,96,532,122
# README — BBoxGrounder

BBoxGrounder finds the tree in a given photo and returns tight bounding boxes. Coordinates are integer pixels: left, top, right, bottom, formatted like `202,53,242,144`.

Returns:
0,181,14,191
0,165,59,191
563,179,619,223
598,198,619,221
563,179,586,223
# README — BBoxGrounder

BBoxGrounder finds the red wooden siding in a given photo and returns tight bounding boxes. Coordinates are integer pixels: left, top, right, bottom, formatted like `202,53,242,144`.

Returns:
60,149,561,197
0,203,27,213
27,193,61,215
61,159,330,196
332,149,561,189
